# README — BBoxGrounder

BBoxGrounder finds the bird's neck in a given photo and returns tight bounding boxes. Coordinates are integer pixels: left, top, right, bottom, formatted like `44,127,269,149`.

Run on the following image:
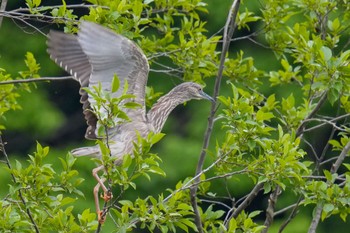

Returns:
146,91,186,133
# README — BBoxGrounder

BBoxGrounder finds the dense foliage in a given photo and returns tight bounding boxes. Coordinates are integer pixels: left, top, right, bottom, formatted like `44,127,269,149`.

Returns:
0,0,350,232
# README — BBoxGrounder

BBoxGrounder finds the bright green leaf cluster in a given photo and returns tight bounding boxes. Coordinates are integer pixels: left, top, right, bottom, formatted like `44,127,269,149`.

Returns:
0,143,96,232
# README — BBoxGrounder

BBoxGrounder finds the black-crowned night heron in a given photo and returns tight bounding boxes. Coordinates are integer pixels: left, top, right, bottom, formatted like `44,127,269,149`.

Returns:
47,21,214,223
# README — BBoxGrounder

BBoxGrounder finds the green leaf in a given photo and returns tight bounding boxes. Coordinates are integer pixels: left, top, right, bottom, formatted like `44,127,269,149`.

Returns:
111,75,120,93
122,154,132,168
228,218,237,231
248,210,262,218
149,166,166,177
320,46,332,62
328,88,339,105
150,133,165,145
323,203,334,214
256,109,274,121
323,170,333,182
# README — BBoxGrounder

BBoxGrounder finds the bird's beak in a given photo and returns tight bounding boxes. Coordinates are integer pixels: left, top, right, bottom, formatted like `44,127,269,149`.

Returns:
200,90,215,103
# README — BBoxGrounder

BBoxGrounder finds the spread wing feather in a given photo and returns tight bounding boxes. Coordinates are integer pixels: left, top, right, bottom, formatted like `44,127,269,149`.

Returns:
47,21,149,139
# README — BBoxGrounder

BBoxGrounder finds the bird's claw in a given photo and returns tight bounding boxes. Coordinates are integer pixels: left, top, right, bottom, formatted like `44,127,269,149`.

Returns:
98,210,106,224
101,191,113,202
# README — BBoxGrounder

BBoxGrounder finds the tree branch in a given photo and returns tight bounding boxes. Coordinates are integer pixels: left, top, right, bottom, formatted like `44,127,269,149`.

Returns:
296,91,328,137
0,0,8,28
0,135,40,233
262,186,281,233
0,76,73,85
222,182,264,229
278,196,303,233
331,140,350,173
308,203,323,233
190,1,241,232
232,182,263,219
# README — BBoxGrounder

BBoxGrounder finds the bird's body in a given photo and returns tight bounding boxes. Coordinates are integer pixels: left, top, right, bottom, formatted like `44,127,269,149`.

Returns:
71,81,208,161
47,21,213,222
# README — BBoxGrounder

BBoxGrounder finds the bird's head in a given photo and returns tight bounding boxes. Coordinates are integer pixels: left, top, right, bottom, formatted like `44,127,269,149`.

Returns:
174,82,215,103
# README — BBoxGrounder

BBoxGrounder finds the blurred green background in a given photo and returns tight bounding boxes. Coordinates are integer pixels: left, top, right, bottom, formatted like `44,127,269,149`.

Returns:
0,0,349,232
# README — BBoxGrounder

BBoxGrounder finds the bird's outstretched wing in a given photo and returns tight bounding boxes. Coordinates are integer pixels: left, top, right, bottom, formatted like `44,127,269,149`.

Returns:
47,21,149,140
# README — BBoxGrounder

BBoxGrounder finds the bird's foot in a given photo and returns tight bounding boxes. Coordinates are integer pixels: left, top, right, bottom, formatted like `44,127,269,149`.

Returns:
97,210,106,224
101,190,113,202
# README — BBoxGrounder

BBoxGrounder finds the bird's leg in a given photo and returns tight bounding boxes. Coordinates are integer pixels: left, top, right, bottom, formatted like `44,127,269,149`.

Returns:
92,165,113,223
92,165,114,200
93,178,103,212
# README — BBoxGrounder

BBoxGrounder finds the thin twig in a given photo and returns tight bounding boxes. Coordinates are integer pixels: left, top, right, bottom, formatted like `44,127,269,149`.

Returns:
189,1,241,232
0,11,51,36
302,118,345,132
278,196,303,233
164,151,230,203
0,135,40,233
303,113,350,133
302,138,319,161
11,3,108,12
0,76,73,85
274,202,299,216
315,106,341,172
296,91,328,137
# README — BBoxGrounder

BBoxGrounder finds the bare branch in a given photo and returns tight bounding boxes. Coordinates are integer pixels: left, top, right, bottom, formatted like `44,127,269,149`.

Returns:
164,151,229,203
0,0,8,28
331,140,350,173
224,183,264,227
232,182,264,218
303,116,350,133
308,203,323,233
302,138,319,161
223,182,264,228
302,118,346,133
0,76,73,85
0,135,40,233
274,201,299,217
296,91,328,137
262,186,281,233
278,196,303,233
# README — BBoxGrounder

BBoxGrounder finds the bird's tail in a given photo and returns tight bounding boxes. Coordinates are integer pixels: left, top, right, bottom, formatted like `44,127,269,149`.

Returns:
71,146,100,157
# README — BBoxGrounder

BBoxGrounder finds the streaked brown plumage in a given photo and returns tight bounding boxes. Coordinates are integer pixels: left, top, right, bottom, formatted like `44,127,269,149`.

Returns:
47,21,213,223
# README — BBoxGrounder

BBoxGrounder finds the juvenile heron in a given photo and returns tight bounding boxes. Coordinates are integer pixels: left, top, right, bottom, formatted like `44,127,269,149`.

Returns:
47,21,213,222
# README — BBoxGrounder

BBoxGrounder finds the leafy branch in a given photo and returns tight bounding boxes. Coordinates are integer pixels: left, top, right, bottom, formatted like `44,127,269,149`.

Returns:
0,135,40,233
